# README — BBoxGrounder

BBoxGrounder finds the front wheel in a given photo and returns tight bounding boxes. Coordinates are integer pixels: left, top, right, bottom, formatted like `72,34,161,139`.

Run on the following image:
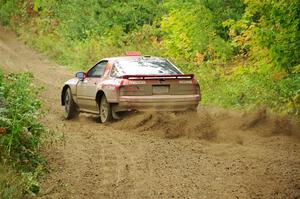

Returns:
99,95,112,123
64,88,79,119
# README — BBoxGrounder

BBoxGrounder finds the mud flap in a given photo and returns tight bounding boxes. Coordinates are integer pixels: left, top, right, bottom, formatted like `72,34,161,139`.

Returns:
111,105,121,120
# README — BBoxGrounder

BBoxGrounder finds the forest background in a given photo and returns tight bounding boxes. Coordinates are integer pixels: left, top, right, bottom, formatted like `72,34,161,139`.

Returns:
1,0,300,115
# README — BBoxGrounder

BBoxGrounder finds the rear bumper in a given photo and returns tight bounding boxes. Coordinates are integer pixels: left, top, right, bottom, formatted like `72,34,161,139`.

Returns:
114,94,200,112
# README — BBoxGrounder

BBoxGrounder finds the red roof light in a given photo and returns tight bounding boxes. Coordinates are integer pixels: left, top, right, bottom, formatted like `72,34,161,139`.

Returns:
126,51,141,56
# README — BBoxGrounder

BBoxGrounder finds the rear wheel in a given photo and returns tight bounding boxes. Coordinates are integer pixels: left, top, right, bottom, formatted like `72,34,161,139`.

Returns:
64,88,79,119
99,95,112,123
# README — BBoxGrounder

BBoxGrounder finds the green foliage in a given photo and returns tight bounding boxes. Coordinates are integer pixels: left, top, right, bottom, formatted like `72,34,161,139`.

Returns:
0,0,17,25
226,0,300,72
195,64,300,114
204,0,245,40
34,0,164,41
256,0,300,73
161,4,212,60
161,1,235,62
0,70,45,197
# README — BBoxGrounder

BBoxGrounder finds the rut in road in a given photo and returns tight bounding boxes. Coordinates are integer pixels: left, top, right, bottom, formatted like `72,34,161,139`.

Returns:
1,27,300,199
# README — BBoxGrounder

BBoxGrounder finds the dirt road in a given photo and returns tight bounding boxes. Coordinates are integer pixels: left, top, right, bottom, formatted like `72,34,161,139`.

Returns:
1,27,300,199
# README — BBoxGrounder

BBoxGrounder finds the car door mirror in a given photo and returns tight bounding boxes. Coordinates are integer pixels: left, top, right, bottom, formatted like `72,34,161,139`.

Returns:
75,72,86,80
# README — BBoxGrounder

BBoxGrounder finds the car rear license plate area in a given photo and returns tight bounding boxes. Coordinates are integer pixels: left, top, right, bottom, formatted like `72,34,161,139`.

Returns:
152,85,170,94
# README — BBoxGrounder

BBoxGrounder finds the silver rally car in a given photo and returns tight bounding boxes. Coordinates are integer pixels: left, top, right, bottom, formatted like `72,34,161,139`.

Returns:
61,54,201,123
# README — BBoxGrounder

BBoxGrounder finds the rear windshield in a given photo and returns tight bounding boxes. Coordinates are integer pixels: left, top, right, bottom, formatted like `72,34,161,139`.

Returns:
111,58,182,77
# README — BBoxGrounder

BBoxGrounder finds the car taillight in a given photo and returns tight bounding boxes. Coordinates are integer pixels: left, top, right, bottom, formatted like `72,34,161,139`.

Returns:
191,77,200,94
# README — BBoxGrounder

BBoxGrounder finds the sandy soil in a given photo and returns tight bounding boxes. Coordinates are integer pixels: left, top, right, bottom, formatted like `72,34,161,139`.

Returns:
0,27,300,199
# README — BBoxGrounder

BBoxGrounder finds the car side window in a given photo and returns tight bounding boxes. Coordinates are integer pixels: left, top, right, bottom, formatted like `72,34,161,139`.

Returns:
110,63,119,77
87,61,108,78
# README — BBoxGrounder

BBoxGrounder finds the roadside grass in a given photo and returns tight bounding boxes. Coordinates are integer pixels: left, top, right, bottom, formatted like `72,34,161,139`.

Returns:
0,69,45,198
194,63,300,115
0,164,23,199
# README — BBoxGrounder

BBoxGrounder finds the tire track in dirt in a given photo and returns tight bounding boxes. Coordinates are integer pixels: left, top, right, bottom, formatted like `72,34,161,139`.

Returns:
1,27,300,199
49,117,151,199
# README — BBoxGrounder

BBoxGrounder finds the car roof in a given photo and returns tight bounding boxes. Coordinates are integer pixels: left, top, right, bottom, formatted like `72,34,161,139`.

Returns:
103,56,167,62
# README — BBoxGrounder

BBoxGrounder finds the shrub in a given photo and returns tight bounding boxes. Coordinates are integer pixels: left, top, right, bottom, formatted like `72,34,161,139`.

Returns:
194,64,300,115
0,0,17,25
0,70,45,197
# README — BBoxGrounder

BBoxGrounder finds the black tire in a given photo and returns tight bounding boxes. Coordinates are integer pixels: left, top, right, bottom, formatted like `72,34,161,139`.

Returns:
187,106,198,113
99,95,113,123
64,88,79,119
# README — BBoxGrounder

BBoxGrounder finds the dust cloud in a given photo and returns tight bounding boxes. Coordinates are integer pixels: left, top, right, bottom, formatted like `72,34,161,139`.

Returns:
113,107,300,143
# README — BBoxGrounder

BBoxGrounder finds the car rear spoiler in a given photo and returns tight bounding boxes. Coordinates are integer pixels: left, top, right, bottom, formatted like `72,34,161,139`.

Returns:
120,74,194,80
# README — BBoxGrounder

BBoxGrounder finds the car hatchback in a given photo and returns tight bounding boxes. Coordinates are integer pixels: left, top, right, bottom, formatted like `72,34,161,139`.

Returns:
61,54,201,123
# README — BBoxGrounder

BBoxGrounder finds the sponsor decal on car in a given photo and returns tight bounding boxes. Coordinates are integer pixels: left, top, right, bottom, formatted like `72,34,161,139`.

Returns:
179,80,193,84
128,81,146,85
